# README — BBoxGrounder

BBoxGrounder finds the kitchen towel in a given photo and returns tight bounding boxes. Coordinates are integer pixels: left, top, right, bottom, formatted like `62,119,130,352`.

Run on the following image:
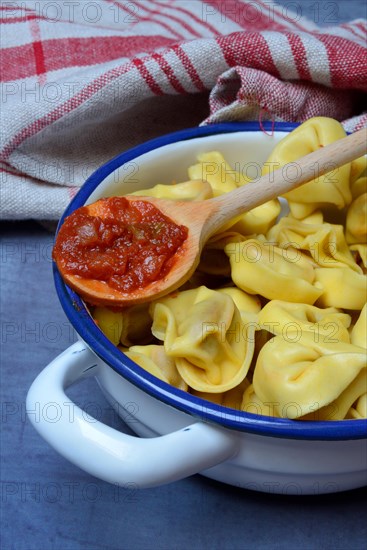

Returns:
1,0,366,219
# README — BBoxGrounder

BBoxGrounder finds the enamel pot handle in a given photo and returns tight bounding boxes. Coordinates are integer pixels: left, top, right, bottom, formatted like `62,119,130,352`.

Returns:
26,341,239,488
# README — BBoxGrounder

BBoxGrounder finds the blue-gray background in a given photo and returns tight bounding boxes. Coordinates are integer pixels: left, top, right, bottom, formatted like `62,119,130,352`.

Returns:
1,2,366,549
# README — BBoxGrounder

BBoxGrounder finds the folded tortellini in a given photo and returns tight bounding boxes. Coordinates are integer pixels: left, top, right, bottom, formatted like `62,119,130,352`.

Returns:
119,304,153,346
241,383,280,417
253,333,366,419
349,156,367,199
218,286,261,324
192,378,250,410
262,117,356,218
351,176,367,201
93,306,124,346
258,300,351,343
346,193,367,244
150,286,255,393
347,393,367,419
230,199,281,237
224,237,323,303
314,267,367,310
125,345,188,391
350,244,367,270
268,216,361,272
285,211,367,309
131,178,213,201
188,150,243,196
243,377,367,421
197,231,244,277
188,150,280,235
351,304,367,349
93,303,152,347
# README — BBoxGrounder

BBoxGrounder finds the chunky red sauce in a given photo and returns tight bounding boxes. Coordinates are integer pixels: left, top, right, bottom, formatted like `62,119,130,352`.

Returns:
53,197,188,292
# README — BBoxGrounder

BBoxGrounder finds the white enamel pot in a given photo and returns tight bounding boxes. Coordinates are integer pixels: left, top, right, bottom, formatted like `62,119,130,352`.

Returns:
27,122,367,495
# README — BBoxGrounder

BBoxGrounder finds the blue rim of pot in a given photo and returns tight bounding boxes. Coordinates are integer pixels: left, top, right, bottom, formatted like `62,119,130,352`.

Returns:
53,121,367,441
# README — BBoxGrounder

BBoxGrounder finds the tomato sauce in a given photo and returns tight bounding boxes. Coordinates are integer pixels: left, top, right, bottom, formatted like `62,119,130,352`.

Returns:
53,197,188,292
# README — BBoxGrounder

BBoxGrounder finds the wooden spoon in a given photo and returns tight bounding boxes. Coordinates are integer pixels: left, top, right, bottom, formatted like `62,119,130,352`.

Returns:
56,128,367,307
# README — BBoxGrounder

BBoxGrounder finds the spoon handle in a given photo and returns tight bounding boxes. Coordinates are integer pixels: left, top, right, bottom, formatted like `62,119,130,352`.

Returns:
209,127,367,234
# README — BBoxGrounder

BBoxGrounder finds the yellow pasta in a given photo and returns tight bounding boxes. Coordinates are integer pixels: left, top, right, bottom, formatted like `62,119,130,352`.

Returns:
93,303,153,346
349,155,367,199
150,286,255,393
294,210,324,225
241,383,281,417
230,199,281,236
131,178,213,202
125,345,188,391
347,393,367,419
268,216,361,272
188,151,239,196
253,333,366,419
192,378,250,410
314,267,367,310
218,287,261,323
351,176,367,201
119,304,152,347
90,118,367,421
224,237,323,303
196,231,244,277
262,117,356,219
351,304,367,349
93,307,123,346
188,150,281,235
350,244,367,270
346,193,367,244
258,300,351,343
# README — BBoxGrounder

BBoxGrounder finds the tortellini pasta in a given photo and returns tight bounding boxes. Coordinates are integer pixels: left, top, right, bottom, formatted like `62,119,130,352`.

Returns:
351,304,367,349
150,286,255,393
192,378,250,410
266,214,367,309
350,244,367,270
253,333,366,419
196,231,244,277
347,393,367,419
91,118,367,421
224,237,323,304
267,216,360,272
131,178,213,202
188,151,240,196
189,151,281,235
262,117,357,218
93,303,152,347
351,176,367,201
257,300,351,343
218,287,261,323
349,156,367,199
125,345,188,391
93,306,124,346
241,383,279,417
346,193,367,244
314,267,366,310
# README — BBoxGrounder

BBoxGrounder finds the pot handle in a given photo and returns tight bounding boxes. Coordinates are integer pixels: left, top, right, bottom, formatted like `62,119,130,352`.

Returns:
26,341,239,488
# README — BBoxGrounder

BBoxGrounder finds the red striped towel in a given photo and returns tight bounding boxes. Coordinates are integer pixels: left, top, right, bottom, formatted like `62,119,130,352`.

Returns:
1,0,366,220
